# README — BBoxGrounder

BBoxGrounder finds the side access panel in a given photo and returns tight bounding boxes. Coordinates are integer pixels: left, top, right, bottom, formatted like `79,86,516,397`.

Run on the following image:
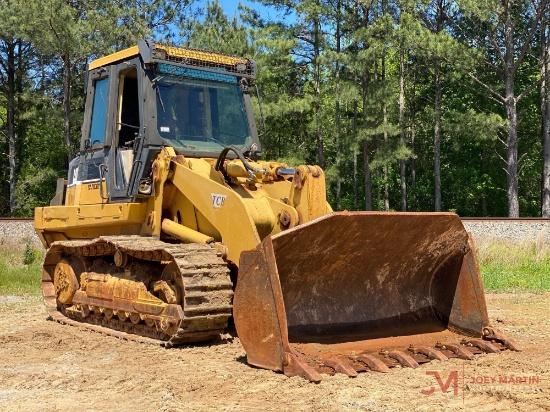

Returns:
34,203,147,248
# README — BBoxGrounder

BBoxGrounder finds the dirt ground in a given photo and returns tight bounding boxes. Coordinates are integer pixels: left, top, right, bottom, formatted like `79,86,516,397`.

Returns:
0,293,548,412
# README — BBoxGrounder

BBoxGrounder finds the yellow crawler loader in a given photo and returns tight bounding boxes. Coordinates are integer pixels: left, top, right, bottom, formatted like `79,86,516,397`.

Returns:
34,40,519,382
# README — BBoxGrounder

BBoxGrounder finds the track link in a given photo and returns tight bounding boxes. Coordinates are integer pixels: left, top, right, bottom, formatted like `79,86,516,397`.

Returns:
42,236,233,346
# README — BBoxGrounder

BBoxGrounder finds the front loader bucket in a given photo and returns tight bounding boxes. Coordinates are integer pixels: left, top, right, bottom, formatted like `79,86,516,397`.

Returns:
233,212,520,382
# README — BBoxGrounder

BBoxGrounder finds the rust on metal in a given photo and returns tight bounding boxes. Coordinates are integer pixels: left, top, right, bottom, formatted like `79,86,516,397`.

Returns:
292,168,303,189
436,342,475,360
483,326,522,351
356,354,391,373
234,211,520,381
282,352,322,382
278,210,291,228
411,346,449,361
42,236,233,346
323,358,358,377
388,351,420,368
465,339,501,353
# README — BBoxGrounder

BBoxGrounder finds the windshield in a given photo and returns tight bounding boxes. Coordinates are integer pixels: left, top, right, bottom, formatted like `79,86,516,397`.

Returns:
155,71,251,153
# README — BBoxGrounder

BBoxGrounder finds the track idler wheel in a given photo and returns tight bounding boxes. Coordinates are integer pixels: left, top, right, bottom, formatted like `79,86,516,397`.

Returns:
158,262,183,304
53,258,83,304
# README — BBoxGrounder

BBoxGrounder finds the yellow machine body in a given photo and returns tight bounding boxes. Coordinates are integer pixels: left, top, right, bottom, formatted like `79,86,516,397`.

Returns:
35,41,519,382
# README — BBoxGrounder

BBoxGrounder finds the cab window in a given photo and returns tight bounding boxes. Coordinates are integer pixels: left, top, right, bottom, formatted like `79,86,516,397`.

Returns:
89,77,109,145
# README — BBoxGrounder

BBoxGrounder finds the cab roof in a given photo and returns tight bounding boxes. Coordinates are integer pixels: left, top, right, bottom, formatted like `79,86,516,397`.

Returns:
88,40,256,79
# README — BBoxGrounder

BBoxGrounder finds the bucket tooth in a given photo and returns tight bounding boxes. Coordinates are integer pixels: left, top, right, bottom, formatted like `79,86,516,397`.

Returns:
356,354,391,373
282,352,322,383
388,350,420,368
466,339,501,353
459,340,483,355
233,212,513,381
414,346,449,362
323,358,358,377
405,346,433,364
483,326,522,351
437,343,474,360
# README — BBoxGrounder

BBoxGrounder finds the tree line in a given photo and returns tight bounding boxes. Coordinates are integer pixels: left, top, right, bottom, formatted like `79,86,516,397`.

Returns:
1,0,549,217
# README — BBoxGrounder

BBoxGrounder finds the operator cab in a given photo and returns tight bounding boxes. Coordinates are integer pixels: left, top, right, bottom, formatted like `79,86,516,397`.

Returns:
68,40,262,205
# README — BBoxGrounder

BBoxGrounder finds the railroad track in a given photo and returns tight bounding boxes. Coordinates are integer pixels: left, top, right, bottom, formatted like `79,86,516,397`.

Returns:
2,216,550,223
6,215,550,249
461,217,550,222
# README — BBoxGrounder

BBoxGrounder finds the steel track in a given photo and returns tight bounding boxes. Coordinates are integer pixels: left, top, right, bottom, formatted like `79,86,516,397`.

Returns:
42,236,233,346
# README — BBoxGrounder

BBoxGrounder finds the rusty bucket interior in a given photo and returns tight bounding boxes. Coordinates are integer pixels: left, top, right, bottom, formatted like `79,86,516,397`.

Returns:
233,212,515,382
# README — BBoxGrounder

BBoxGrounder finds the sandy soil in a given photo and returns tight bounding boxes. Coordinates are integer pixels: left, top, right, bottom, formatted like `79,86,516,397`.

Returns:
0,293,548,412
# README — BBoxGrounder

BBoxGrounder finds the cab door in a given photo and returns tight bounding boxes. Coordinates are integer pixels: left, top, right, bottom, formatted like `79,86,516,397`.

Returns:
72,66,117,205
107,60,144,201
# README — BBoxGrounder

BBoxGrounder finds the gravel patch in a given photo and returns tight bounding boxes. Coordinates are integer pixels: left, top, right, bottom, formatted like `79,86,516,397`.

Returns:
0,222,42,248
463,221,550,243
0,219,547,250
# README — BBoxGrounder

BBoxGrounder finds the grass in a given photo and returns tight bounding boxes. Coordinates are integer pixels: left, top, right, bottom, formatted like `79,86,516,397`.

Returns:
476,236,550,292
0,237,44,295
0,235,548,296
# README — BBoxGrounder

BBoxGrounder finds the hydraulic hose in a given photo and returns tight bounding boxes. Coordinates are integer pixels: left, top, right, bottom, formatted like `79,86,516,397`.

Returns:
214,145,265,174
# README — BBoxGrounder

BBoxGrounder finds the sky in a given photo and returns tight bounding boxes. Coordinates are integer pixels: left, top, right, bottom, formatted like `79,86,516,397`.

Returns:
163,0,296,44
216,0,255,18
199,0,295,23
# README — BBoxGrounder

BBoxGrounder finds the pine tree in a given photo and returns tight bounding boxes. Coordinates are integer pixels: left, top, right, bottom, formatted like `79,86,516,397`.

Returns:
184,0,251,55
15,0,173,161
455,0,548,217
541,10,550,216
0,1,35,214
